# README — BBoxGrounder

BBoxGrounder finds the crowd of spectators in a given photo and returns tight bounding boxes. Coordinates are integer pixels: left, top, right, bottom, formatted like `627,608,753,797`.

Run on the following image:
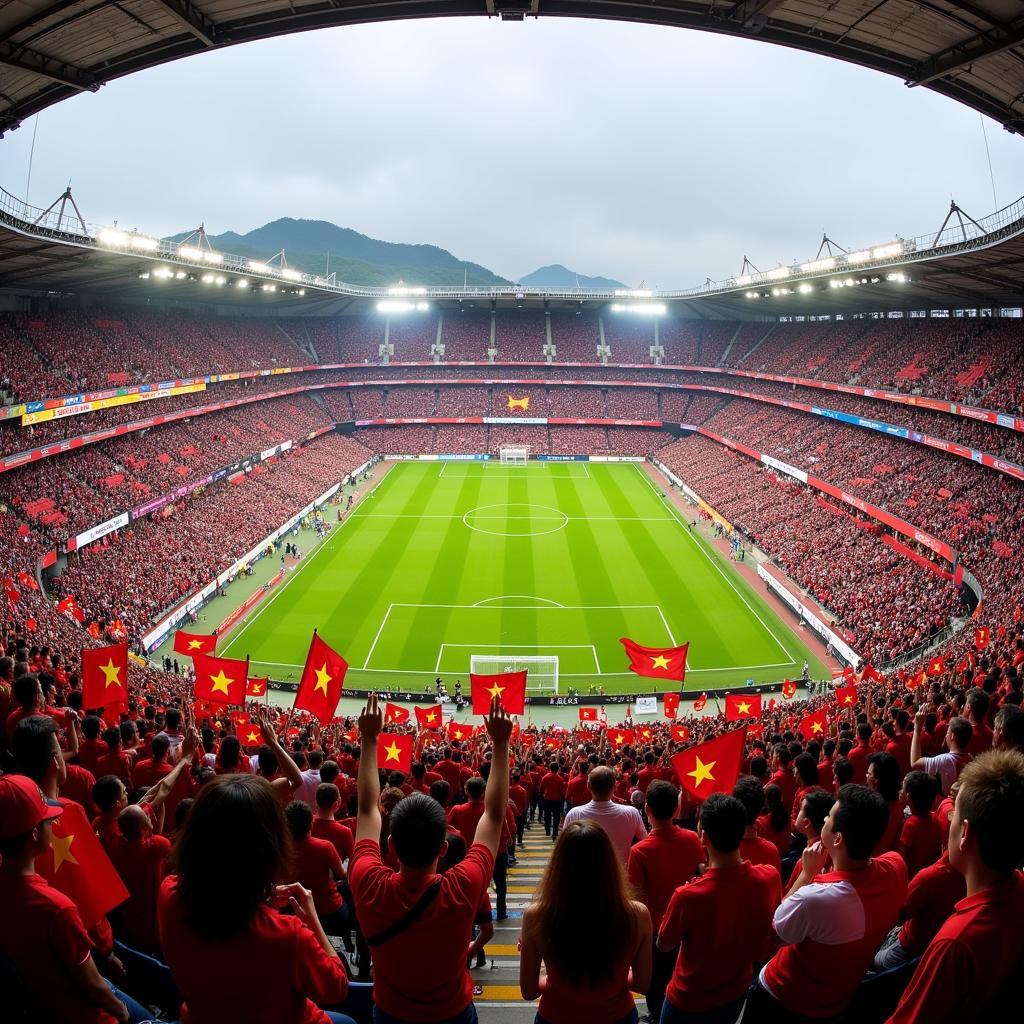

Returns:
440,312,492,361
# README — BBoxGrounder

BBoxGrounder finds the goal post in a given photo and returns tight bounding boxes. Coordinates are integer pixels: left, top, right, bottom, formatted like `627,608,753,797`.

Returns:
499,444,530,466
470,653,559,695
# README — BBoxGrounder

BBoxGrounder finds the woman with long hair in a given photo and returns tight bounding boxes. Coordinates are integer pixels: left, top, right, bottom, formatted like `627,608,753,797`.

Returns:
158,773,356,1024
519,820,651,1024
756,783,792,856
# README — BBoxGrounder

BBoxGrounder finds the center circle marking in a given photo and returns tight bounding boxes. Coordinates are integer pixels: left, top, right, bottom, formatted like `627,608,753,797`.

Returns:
462,503,570,538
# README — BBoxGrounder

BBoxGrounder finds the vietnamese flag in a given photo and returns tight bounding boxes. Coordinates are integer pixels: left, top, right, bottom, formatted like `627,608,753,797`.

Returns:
246,677,269,698
294,632,348,725
38,800,129,927
82,643,129,711
542,735,562,753
672,728,747,801
385,702,410,725
670,723,690,743
448,721,471,743
637,725,654,743
663,693,680,719
782,680,797,700
974,627,990,651
725,693,761,721
57,595,85,623
378,733,413,774
238,721,264,748
842,665,857,683
17,569,38,591
927,656,947,676
834,684,858,709
415,704,443,728
174,629,217,656
798,708,828,739
693,692,708,712
470,670,527,715
908,669,928,690
620,638,689,682
862,664,884,683
579,707,598,723
193,652,249,706
607,728,635,749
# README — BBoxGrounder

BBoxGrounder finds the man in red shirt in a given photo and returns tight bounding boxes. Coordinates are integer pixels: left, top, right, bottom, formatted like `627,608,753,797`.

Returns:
76,715,109,775
964,687,994,756
733,776,782,877
565,761,591,808
312,783,354,863
636,751,661,795
447,776,487,848
816,740,837,792
108,804,172,952
748,785,907,1022
350,693,511,1024
896,770,942,879
94,727,134,791
5,672,69,741
886,749,1024,1023
847,724,875,785
286,799,347,936
0,774,150,1023
509,771,528,848
658,793,781,1023
628,780,703,1022
539,762,566,840
769,745,797,811
133,732,193,834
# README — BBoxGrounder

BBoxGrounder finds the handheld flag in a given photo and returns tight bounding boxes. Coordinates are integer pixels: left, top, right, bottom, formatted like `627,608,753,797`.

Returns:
798,708,828,739
174,630,217,656
862,664,885,684
193,652,249,706
385,702,410,725
238,721,263,748
619,638,689,682
81,643,129,711
637,724,654,743
672,728,747,801
693,692,708,712
38,800,129,927
607,728,635,749
834,684,858,708
294,632,348,725
448,721,471,742
579,707,598,723
974,627,990,651
57,595,85,623
378,733,413,774
246,677,268,698
725,693,762,721
927,656,947,676
542,735,562,753
663,692,680,719
470,670,526,715
415,704,443,728
670,723,690,743
782,680,797,700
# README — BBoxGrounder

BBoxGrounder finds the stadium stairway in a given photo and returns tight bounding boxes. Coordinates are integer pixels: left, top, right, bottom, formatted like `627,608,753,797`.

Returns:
472,825,650,1024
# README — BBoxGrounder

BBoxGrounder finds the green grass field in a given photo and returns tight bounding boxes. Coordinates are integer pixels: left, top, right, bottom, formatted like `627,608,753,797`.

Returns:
219,460,827,693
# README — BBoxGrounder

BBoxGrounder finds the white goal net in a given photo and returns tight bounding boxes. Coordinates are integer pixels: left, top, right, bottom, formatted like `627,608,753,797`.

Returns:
470,654,559,695
499,445,530,466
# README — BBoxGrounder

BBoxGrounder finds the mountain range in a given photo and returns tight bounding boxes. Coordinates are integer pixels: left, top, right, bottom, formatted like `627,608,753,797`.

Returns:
170,218,625,290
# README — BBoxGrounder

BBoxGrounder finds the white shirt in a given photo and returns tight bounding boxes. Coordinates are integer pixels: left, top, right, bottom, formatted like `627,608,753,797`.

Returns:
295,768,322,808
563,799,647,863
922,752,968,795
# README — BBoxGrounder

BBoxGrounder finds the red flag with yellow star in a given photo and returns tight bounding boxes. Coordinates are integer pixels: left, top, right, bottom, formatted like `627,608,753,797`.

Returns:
173,629,217,656
294,632,348,725
782,680,797,700
385,702,410,725
974,627,990,651
37,799,129,928
415,704,443,728
670,723,690,743
579,707,598,722
470,670,526,715
238,721,264,748
607,727,635,749
193,652,249,706
246,676,268,698
834,684,858,709
725,693,761,721
663,692,680,719
672,728,746,801
447,721,471,742
378,732,413,774
619,638,689,681
81,643,129,711
798,708,829,739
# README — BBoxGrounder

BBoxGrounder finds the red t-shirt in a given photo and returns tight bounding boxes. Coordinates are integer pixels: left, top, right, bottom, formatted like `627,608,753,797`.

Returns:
94,750,133,789
290,836,343,916
762,851,908,1018
565,774,590,807
311,818,354,864
847,744,872,785
627,825,703,931
447,800,486,850
636,766,660,795
965,721,993,757
740,835,782,876
76,738,109,775
60,764,97,818
897,812,942,880
508,783,528,817
885,734,912,778
109,833,172,950
896,852,965,955
888,872,1024,1024
660,862,781,1012
158,875,347,1024
874,800,904,855
537,947,637,1024
757,813,792,856
0,872,116,1024
349,837,493,1020
816,758,835,792
770,769,797,812
435,759,465,795
540,771,566,801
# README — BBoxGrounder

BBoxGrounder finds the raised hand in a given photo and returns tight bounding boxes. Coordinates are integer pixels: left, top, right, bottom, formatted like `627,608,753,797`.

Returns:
483,695,513,746
359,692,384,742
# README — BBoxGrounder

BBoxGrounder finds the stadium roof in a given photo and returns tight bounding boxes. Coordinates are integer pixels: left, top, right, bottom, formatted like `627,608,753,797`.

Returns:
0,1,1022,137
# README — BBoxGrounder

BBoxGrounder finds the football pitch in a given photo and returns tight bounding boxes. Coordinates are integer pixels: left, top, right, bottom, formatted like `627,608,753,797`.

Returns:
220,461,827,693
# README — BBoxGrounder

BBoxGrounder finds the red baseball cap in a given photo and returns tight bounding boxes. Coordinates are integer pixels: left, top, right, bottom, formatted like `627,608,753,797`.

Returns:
0,775,63,838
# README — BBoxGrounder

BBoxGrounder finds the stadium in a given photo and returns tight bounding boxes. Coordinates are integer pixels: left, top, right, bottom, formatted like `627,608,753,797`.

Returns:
0,3,1023,1024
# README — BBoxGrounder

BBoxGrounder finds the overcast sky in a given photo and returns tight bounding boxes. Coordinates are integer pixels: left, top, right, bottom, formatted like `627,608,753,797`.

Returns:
0,16,1019,288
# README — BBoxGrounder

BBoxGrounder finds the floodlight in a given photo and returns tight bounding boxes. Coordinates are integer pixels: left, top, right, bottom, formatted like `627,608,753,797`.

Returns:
767,267,790,280
388,286,427,296
872,243,902,259
800,257,835,273
613,289,653,298
203,252,223,264
201,274,214,283
282,269,302,281
847,250,871,263
129,235,158,252
798,283,813,294
152,267,174,279
247,261,270,273
610,302,665,315
98,229,127,247
378,300,431,313
237,279,249,289
178,245,203,260
829,280,841,289
175,271,186,279
886,272,906,283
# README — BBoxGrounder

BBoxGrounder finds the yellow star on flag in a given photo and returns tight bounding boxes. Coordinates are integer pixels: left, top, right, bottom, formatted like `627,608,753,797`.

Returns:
187,640,203,650
614,735,624,745
209,670,234,696
843,695,854,704
426,711,437,722
686,757,716,788
453,729,464,739
486,683,505,700
384,741,402,763
812,721,824,734
250,683,263,695
52,833,79,872
314,664,332,695
99,659,121,688
651,655,671,670
246,729,260,744
737,700,752,715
